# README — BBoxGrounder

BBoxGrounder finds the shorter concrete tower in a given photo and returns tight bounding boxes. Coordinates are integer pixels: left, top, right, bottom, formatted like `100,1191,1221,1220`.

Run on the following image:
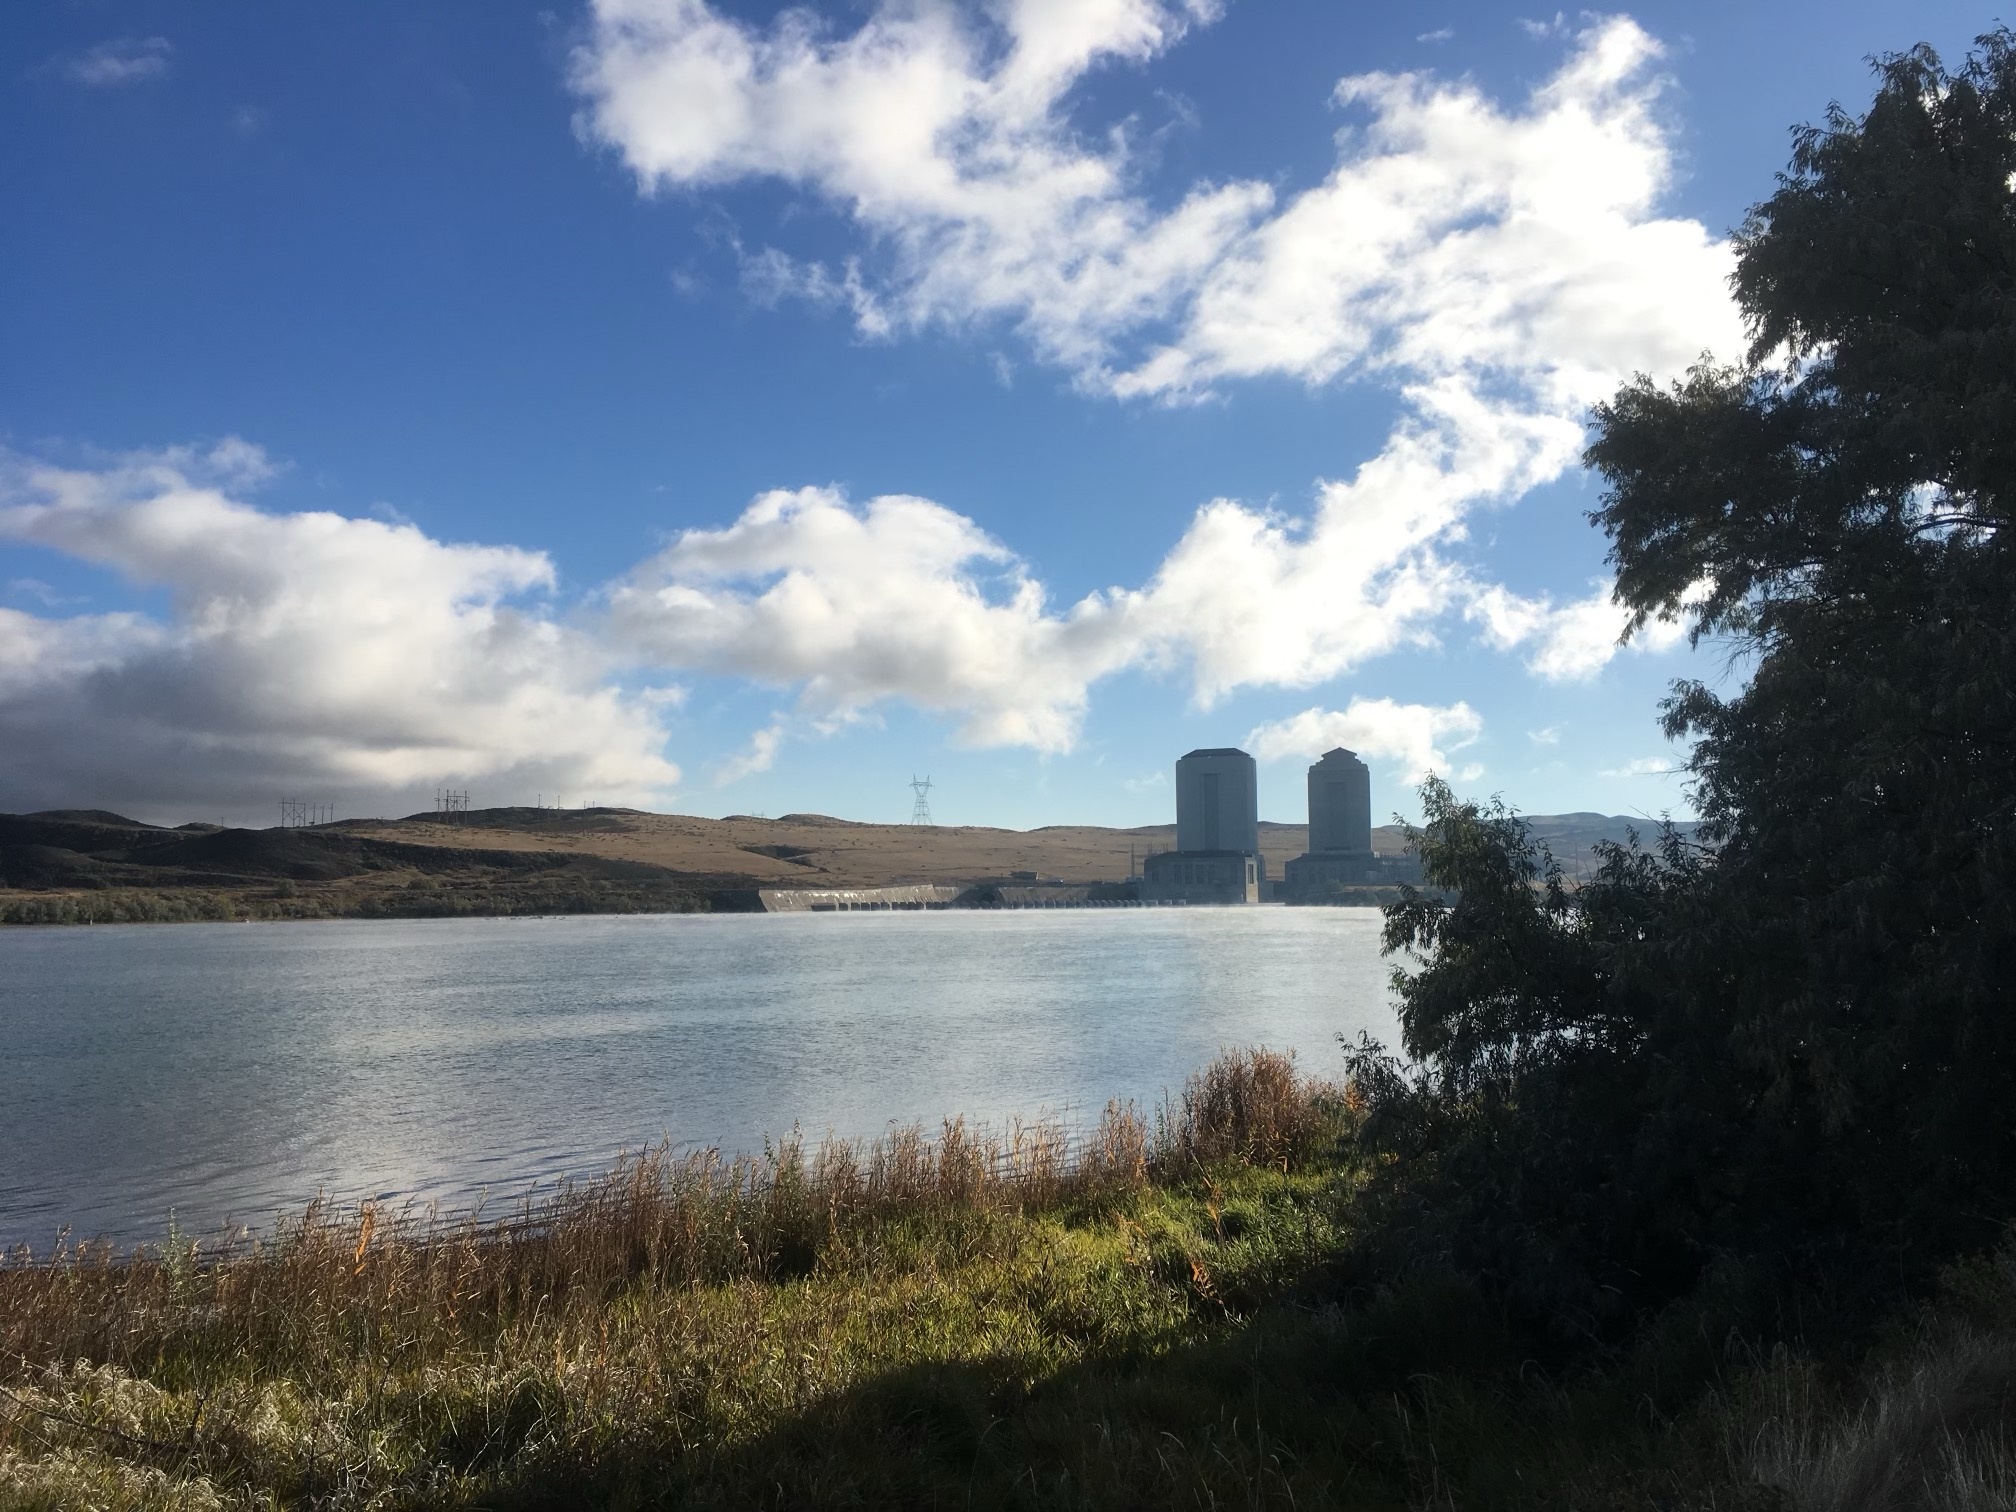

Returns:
1283,747,1385,899
1307,748,1372,855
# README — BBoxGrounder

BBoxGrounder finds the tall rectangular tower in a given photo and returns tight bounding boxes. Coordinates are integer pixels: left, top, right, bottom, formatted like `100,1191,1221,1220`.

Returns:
1142,745,1263,903
1175,748,1259,863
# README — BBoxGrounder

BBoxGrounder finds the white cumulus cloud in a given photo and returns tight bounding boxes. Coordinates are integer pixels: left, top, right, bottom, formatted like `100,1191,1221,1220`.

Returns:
1107,16,1737,405
0,446,682,819
574,4,1740,710
605,422,1545,754
713,716,790,785
1600,755,1676,777
608,485,1141,751
571,0,1261,376
1245,698,1484,782
1468,579,1691,681
573,5,1735,401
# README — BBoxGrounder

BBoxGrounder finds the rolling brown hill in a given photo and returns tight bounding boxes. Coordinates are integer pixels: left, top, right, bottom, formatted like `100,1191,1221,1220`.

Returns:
352,805,1683,885
0,804,1693,923
356,808,1340,888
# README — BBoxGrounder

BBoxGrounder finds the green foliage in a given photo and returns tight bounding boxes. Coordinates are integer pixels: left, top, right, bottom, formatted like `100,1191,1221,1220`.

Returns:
0,890,247,925
1589,29,2016,646
1589,27,2016,1271
18,1136,2016,1508
1346,780,1727,1335
0,1071,1413,1510
0,1140,1841,1512
1344,29,2016,1346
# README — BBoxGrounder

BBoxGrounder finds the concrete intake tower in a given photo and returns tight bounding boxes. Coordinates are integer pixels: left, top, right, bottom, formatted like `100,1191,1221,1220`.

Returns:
1140,747,1262,904
1283,747,1380,898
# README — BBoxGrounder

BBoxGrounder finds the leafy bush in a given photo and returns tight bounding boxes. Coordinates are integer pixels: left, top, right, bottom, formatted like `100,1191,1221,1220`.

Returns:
1343,783,1737,1338
1346,28,2016,1336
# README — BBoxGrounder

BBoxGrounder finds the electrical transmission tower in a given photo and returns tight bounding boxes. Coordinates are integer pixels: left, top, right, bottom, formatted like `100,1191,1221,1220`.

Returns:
279,798,308,828
435,788,471,823
909,775,935,826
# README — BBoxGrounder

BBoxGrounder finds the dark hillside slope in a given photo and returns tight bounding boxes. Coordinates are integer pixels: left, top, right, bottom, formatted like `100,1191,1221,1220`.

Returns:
396,805,643,834
26,809,161,829
1,816,718,889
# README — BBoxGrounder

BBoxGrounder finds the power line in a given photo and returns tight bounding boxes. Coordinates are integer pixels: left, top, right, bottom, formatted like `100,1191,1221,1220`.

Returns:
909,774,934,826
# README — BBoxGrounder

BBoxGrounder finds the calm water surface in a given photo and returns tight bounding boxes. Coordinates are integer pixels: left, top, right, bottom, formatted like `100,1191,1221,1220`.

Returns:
0,909,1397,1249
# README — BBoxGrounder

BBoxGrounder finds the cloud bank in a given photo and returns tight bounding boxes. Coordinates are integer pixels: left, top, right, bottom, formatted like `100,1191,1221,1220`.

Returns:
4,9,1745,811
0,447,681,819
574,3,1735,402
572,1,1742,737
605,403,1544,757
572,0,1263,375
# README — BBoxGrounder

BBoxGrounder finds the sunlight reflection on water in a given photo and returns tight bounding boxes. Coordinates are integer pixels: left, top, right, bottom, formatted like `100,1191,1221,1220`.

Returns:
0,908,1398,1249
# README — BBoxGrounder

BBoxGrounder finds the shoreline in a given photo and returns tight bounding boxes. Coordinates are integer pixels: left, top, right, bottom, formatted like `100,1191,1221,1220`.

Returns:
2,1050,1326,1268
0,883,1407,926
1,880,1408,926
3,1047,2000,1508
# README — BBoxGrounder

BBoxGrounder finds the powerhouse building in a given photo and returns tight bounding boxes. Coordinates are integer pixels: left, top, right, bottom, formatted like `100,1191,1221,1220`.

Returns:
1140,747,1261,904
1282,747,1382,897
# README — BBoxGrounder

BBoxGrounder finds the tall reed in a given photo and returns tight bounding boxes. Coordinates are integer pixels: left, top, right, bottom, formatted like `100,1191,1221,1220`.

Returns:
0,1048,1342,1377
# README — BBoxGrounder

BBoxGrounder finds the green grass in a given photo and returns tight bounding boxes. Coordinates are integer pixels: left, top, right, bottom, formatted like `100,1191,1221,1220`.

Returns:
3,1052,2012,1509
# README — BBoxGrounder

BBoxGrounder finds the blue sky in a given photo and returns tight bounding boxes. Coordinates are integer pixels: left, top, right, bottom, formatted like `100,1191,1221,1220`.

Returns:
0,0,1996,830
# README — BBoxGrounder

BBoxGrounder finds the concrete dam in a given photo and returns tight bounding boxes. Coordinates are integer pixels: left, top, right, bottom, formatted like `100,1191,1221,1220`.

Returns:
754,883,1147,911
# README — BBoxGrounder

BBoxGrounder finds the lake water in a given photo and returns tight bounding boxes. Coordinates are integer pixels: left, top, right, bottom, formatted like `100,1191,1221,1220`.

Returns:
0,909,1399,1251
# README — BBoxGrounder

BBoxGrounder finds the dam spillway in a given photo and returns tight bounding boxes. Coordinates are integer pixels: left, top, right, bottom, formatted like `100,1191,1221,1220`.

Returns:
754,884,1161,911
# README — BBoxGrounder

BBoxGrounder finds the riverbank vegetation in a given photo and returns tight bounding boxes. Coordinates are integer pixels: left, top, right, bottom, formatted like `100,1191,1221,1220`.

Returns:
6,1049,2016,1508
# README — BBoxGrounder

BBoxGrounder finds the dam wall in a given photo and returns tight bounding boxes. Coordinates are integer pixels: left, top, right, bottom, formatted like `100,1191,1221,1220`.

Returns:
753,882,1152,911
756,885,968,912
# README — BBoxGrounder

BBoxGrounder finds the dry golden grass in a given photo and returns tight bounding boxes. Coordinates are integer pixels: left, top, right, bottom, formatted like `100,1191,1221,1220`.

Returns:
372,811,1369,889
11,1048,2002,1510
0,1050,1355,1512
2,1051,1319,1351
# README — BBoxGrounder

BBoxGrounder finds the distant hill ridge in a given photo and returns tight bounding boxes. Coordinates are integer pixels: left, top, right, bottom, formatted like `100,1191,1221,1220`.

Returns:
1,803,1701,913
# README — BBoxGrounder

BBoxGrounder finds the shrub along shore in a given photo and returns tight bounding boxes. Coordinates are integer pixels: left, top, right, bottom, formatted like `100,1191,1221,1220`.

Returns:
0,879,716,927
1,1048,2012,1510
